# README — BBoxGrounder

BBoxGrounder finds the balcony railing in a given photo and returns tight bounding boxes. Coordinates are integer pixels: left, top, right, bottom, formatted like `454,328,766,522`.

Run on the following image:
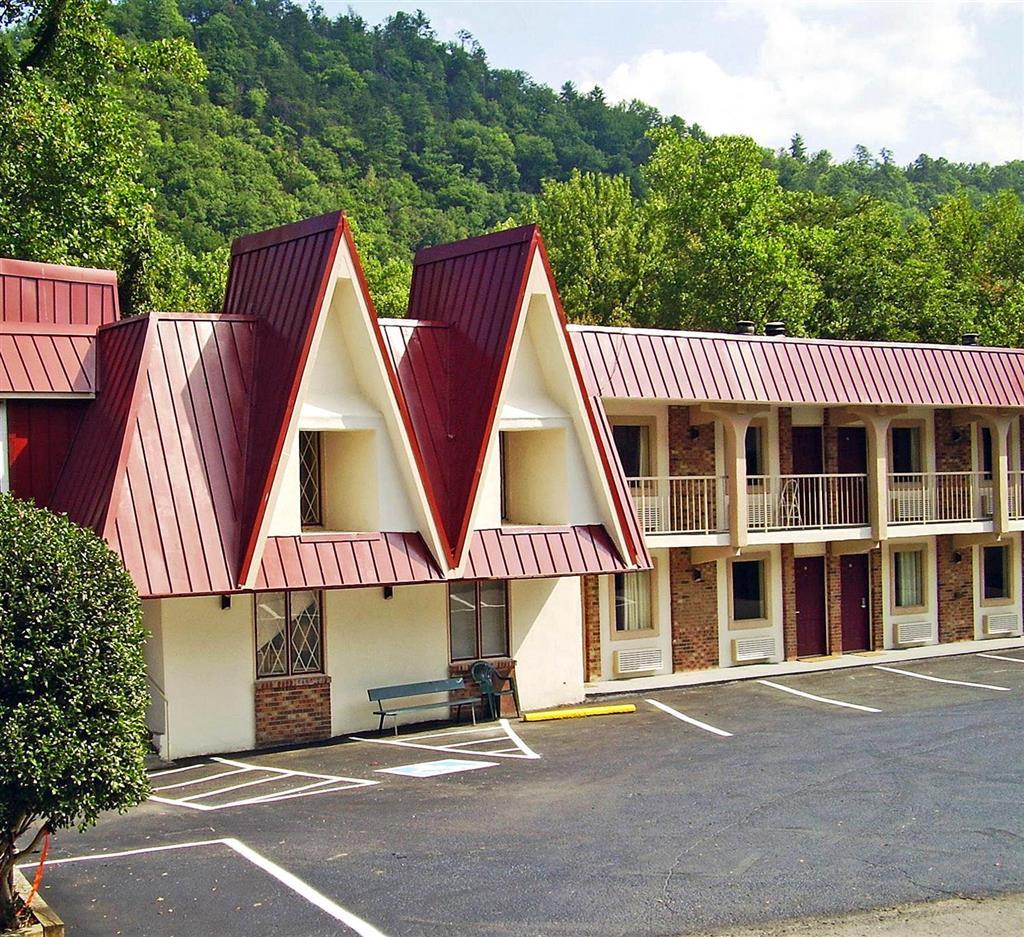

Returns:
1011,471,1023,520
888,471,992,524
627,476,727,535
747,474,869,531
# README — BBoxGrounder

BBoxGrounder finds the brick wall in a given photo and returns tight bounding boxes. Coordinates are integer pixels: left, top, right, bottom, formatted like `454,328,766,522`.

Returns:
870,548,884,649
826,550,843,655
670,548,719,670
936,535,974,642
449,658,518,717
935,410,972,472
778,408,793,476
781,544,798,660
582,575,601,681
823,409,839,474
254,675,331,748
669,406,716,476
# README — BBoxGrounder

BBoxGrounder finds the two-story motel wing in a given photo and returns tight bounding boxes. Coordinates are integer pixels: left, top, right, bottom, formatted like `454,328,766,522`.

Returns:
3,213,1024,757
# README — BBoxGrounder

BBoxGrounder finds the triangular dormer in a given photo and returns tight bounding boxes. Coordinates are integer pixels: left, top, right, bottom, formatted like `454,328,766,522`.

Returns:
224,213,446,587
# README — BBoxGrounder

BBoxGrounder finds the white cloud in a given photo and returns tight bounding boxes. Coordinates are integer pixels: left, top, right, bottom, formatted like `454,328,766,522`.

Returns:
583,1,1023,164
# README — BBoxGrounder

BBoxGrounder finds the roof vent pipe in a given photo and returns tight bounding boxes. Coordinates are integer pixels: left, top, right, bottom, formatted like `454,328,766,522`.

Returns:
735,320,755,335
961,332,980,346
765,321,787,337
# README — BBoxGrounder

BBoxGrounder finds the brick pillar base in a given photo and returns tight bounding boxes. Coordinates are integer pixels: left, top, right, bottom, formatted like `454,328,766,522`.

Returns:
826,550,843,655
582,575,601,681
670,548,719,670
781,545,798,659
254,674,331,748
870,549,884,650
449,658,519,717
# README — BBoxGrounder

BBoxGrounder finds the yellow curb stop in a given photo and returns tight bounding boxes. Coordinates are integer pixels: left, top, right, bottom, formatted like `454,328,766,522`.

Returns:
523,703,636,722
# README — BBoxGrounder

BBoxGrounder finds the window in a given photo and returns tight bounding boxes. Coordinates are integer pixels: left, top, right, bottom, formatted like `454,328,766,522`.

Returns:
732,559,766,621
299,431,322,528
893,549,925,609
983,545,1010,601
449,581,509,661
981,427,993,480
255,590,324,678
614,570,654,632
745,425,764,477
891,426,922,475
612,424,651,478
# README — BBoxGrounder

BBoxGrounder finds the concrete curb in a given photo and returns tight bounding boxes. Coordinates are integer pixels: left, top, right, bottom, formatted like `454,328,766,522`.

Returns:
3,869,63,937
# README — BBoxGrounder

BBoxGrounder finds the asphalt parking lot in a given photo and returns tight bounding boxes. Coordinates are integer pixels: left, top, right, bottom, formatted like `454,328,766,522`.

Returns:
23,649,1024,936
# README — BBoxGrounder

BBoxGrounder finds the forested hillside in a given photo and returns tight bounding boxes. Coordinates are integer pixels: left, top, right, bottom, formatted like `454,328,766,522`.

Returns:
2,0,1023,342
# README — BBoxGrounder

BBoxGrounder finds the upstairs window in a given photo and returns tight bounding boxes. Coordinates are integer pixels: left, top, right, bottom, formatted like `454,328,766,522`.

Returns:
299,431,323,528
891,426,922,475
612,424,651,479
449,581,509,661
256,590,324,678
745,425,765,477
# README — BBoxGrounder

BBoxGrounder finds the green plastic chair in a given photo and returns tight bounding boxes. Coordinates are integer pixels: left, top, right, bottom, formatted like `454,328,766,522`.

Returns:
470,660,521,720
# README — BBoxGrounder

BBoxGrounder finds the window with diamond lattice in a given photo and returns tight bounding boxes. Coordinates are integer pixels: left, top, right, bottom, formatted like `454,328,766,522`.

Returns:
299,431,322,528
256,591,324,678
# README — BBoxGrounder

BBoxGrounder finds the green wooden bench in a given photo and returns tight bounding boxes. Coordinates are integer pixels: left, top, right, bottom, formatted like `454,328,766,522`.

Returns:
368,678,482,735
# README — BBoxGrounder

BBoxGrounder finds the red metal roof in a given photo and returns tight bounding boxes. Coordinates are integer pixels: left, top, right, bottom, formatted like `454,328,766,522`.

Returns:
52,314,256,598
571,326,1024,408
6,400,88,504
0,258,119,326
255,533,444,590
464,525,631,580
223,212,347,585
0,324,97,394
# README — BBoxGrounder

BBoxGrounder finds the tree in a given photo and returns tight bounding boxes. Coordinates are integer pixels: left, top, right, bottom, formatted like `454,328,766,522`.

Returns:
0,495,150,931
0,0,204,313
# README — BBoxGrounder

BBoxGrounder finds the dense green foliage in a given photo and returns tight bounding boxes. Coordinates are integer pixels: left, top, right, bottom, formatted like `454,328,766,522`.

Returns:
0,495,149,930
2,0,1023,339
525,134,1024,345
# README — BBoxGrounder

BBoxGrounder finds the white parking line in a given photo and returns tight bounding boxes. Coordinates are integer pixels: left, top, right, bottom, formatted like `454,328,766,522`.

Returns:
758,680,882,712
977,653,1024,664
20,838,389,937
874,665,1011,691
352,718,540,760
646,699,733,737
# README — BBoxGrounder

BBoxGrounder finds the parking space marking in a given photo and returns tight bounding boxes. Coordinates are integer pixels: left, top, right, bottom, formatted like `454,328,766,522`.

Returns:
646,698,733,737
757,680,882,712
21,838,389,937
352,718,540,760
977,653,1024,664
148,756,378,811
376,758,499,778
874,665,1011,691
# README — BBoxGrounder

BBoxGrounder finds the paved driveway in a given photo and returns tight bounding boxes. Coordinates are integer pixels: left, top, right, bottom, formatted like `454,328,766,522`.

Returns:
24,650,1024,936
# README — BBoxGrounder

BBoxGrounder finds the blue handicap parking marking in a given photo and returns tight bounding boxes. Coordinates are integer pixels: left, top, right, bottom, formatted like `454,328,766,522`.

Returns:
375,758,499,778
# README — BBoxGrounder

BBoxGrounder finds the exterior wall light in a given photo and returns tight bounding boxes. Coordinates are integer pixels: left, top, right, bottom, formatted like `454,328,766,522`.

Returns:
383,585,395,600
692,567,703,582
688,426,700,441
220,594,232,610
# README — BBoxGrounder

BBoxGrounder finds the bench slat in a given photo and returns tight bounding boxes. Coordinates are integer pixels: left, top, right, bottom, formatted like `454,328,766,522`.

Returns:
368,678,464,702
374,696,482,716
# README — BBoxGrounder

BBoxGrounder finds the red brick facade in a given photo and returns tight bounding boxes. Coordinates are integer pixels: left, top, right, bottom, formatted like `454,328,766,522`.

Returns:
825,550,844,655
778,408,793,476
934,410,972,472
781,544,798,660
870,548,884,649
668,405,716,475
670,547,719,670
582,575,601,681
254,674,331,748
936,534,974,643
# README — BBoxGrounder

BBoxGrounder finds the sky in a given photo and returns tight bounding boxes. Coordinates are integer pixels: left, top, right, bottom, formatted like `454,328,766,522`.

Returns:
335,0,1024,165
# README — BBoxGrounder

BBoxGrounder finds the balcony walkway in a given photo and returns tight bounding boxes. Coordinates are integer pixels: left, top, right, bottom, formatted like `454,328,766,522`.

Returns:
585,635,1024,697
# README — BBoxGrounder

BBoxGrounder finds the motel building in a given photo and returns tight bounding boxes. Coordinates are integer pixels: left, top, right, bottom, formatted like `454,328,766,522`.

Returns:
2,212,1024,758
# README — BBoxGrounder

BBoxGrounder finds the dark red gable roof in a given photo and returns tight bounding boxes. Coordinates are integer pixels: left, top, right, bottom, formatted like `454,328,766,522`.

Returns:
402,225,536,566
223,212,347,585
465,525,631,580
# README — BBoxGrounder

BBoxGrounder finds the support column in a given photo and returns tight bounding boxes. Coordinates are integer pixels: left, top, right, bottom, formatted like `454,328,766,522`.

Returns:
981,414,1014,537
834,407,901,542
721,413,754,548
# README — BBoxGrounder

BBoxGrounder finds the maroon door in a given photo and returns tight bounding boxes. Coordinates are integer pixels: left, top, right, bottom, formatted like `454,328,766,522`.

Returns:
837,427,869,525
792,426,824,525
795,556,827,657
840,554,871,651
792,426,824,474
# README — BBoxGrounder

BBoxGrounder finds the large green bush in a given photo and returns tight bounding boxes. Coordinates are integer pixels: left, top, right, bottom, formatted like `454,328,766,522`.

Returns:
0,494,150,930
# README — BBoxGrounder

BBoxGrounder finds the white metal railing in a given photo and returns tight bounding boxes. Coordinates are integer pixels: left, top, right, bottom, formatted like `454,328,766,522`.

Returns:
747,474,869,531
627,476,727,535
888,471,991,524
1011,471,1023,520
